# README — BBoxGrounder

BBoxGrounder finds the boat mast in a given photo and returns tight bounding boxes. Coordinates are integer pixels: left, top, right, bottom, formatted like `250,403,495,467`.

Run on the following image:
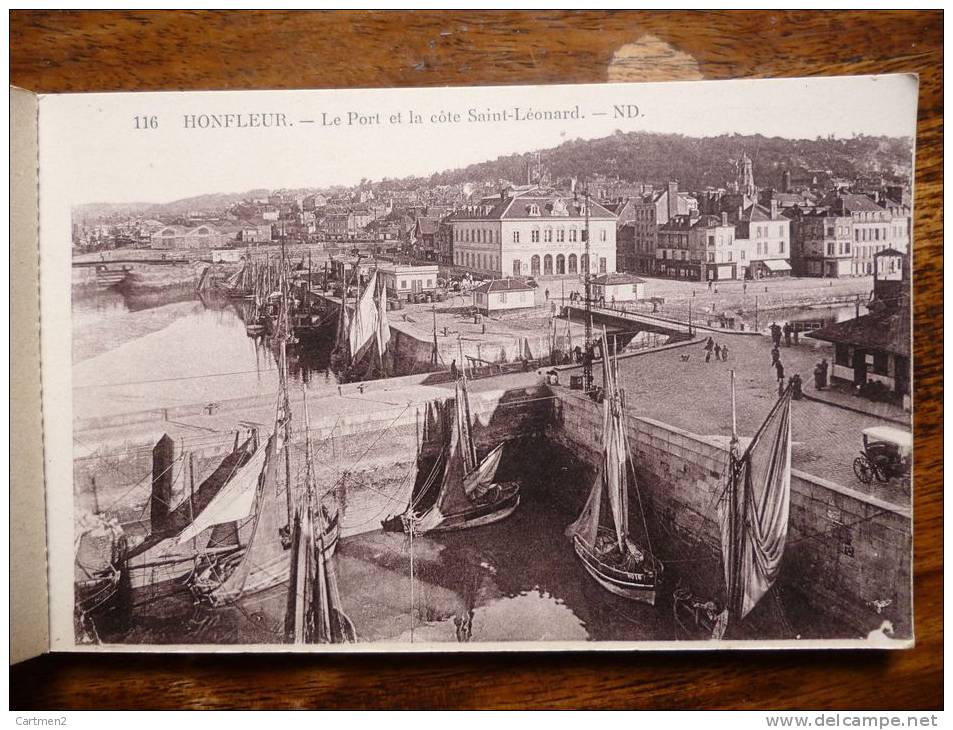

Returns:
725,369,745,628
583,182,594,392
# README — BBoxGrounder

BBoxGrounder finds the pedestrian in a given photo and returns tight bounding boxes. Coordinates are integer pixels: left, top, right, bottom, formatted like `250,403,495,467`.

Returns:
743,281,747,294
450,359,458,379
708,279,713,292
574,345,583,363
783,322,792,347
775,359,785,384
721,344,729,361
714,343,722,361
545,288,550,301
771,345,780,366
820,358,829,388
704,336,715,352
791,373,803,399
770,321,782,347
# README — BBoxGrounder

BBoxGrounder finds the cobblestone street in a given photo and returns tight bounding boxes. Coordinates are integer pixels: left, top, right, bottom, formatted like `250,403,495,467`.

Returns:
593,329,910,507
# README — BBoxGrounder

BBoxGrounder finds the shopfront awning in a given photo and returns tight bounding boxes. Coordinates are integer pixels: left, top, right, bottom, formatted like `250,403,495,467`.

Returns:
762,259,792,272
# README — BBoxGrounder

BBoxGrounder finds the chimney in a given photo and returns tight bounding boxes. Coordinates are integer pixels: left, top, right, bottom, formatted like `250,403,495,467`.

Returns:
770,199,779,219
721,212,728,226
667,181,678,221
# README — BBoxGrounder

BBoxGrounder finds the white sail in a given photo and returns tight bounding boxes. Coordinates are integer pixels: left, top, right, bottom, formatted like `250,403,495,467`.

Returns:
349,270,380,360
174,444,268,545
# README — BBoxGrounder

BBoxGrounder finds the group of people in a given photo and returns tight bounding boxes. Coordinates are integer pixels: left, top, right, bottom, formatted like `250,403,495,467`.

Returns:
769,320,800,347
702,337,730,363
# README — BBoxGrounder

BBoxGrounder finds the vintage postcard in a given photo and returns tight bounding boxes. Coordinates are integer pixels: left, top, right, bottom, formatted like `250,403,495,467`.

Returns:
19,74,918,656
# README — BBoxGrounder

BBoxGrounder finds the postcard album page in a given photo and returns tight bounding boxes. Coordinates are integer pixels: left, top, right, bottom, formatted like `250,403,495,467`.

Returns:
37,75,917,653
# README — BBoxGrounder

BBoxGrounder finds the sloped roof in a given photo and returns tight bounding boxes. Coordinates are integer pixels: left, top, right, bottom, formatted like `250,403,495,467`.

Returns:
806,306,911,357
592,273,646,286
414,217,439,235
453,190,616,221
473,278,535,294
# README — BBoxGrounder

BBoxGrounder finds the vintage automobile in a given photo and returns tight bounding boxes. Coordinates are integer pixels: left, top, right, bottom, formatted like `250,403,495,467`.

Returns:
852,425,912,486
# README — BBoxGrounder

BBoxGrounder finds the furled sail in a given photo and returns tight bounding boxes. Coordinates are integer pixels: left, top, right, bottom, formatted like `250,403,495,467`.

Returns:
173,443,269,545
718,387,793,625
566,334,632,552
375,273,391,361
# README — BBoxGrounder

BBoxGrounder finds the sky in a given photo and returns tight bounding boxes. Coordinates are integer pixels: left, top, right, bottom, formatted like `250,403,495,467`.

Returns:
38,74,919,206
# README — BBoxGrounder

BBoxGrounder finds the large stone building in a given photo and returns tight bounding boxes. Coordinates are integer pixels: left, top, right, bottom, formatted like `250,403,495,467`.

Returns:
616,182,696,275
731,201,792,279
150,223,230,250
656,213,738,281
449,188,617,278
789,192,910,278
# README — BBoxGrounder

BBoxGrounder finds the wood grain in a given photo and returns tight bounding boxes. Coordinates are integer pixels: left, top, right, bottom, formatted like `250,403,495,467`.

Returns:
10,10,942,710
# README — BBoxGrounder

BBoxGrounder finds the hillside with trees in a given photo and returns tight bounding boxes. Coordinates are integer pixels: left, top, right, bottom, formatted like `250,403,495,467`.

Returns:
416,131,913,191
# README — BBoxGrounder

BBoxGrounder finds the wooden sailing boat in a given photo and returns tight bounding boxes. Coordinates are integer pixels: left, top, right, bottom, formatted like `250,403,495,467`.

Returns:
566,331,660,605
331,268,391,382
381,372,520,534
284,392,356,644
190,259,340,607
115,433,259,599
673,372,794,640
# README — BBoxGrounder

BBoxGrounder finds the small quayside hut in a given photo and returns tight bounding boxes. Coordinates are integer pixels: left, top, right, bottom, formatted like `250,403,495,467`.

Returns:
472,277,535,315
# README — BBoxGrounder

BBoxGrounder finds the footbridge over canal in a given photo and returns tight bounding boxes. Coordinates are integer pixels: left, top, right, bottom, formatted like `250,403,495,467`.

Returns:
561,304,696,343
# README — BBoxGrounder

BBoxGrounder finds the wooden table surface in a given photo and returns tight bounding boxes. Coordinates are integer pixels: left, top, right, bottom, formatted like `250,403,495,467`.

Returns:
10,10,942,710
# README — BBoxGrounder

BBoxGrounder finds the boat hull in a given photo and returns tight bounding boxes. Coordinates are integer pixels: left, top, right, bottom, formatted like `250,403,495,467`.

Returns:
572,534,658,606
381,486,520,534
191,516,339,606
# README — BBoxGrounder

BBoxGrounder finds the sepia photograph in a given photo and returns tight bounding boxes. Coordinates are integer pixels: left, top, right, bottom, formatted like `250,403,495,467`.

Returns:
45,75,917,651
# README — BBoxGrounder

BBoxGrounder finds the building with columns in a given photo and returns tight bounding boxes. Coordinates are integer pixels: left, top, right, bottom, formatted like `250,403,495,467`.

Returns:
449,187,617,278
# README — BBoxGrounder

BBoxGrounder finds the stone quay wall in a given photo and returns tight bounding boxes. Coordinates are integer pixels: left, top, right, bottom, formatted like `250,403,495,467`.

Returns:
75,384,554,537
548,388,912,637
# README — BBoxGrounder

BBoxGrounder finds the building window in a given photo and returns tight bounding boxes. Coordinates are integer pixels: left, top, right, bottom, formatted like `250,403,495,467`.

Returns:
544,254,553,275
401,280,407,289
544,228,553,243
529,204,540,216
426,279,432,288
569,228,577,242
513,259,521,276
556,228,565,243
779,240,784,254
531,255,541,276
568,254,578,274
513,230,520,243
600,229,607,242
531,228,540,243
556,254,565,274
580,253,589,274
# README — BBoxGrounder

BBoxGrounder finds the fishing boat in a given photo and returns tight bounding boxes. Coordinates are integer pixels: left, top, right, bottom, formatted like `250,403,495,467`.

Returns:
74,512,129,632
119,433,262,602
284,393,356,644
330,268,391,382
566,332,660,605
673,373,794,640
381,374,520,534
190,263,341,606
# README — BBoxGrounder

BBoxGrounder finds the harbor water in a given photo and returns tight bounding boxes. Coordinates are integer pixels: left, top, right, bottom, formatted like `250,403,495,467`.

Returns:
76,285,856,645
